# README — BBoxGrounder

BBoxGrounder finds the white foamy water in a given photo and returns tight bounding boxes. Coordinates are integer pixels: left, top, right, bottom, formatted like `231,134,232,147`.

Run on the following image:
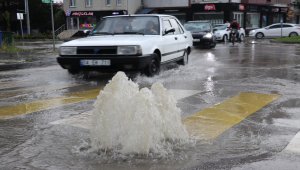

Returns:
90,72,188,155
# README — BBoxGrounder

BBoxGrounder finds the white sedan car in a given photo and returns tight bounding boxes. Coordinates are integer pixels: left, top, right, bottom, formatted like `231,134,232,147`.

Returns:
213,24,246,42
57,14,193,76
249,23,300,39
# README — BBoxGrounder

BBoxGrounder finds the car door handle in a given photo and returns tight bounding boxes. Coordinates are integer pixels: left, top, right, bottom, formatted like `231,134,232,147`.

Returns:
175,37,178,40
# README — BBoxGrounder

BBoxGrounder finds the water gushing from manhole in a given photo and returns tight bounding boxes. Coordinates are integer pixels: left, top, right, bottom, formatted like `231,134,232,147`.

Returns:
90,72,188,155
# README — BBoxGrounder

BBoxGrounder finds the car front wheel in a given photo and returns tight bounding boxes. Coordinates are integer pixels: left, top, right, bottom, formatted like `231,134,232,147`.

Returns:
240,34,245,41
255,32,264,39
144,56,160,77
68,68,80,75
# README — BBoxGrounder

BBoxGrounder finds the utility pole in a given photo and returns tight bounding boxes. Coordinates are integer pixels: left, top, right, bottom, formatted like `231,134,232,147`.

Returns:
25,0,30,35
51,0,55,51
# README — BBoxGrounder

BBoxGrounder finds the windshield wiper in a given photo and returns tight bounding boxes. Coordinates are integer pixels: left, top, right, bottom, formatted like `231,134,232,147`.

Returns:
91,32,113,35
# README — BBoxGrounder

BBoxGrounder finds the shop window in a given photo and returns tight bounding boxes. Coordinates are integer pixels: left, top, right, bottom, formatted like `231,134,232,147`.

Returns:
273,13,283,23
193,13,224,25
116,0,122,6
85,0,92,7
70,0,76,7
106,0,111,6
233,12,244,28
246,13,259,29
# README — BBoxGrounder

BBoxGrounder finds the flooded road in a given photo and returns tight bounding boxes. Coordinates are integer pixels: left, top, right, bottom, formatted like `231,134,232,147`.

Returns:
0,40,300,169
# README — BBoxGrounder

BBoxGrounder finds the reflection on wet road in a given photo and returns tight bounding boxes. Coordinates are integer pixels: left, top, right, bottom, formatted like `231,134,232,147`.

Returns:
0,40,300,169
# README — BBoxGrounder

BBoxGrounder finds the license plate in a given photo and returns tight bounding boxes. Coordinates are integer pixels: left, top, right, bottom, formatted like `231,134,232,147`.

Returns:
193,39,200,42
80,59,111,66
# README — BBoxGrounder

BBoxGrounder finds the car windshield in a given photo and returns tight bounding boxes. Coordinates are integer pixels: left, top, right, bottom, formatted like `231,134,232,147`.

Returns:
184,22,211,32
91,16,160,35
213,25,227,30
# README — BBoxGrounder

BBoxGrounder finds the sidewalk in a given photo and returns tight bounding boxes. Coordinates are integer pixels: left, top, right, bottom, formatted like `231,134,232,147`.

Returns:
0,40,62,71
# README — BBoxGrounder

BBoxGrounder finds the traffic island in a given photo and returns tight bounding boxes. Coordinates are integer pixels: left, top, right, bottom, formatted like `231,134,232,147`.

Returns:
271,36,300,44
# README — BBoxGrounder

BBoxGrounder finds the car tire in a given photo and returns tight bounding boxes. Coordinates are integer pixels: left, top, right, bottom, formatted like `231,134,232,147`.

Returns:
177,50,188,65
255,32,264,39
223,35,228,42
240,34,245,42
289,32,298,37
68,68,80,75
144,55,160,77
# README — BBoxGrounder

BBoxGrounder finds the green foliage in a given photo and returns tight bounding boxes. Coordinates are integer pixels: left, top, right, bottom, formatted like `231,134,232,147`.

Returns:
273,36,300,43
0,43,23,53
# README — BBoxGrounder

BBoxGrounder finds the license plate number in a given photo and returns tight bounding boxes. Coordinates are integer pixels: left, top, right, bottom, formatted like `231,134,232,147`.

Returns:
80,60,111,66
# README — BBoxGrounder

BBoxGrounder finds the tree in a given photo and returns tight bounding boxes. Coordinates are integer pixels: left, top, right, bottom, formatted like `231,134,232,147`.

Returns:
1,11,11,31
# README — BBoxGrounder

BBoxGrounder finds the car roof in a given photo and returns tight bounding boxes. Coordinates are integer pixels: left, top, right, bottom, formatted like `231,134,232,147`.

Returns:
104,14,174,18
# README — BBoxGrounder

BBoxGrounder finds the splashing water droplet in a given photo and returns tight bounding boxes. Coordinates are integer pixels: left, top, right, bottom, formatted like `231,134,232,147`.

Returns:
90,72,188,155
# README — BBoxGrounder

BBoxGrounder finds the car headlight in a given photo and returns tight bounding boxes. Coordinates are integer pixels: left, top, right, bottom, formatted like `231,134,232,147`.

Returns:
59,47,77,55
117,45,142,55
203,33,213,39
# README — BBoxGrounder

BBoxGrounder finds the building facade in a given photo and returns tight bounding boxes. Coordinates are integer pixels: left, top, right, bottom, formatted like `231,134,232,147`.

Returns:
142,0,290,33
63,0,291,33
63,0,141,30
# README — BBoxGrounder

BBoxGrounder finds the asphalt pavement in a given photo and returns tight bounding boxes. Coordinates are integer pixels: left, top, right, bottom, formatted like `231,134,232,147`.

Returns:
0,40,62,71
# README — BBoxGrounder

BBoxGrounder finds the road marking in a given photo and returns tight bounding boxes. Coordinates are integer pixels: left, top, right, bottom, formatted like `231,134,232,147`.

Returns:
183,92,279,140
51,91,279,141
284,131,300,154
0,89,101,119
50,89,200,129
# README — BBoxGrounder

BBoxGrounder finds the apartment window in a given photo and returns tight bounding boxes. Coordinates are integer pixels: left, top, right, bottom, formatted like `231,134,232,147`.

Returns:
85,0,92,7
106,0,111,6
117,0,122,6
70,0,76,7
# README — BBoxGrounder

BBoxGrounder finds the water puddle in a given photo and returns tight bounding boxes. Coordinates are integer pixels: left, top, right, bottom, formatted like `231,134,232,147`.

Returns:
89,72,190,157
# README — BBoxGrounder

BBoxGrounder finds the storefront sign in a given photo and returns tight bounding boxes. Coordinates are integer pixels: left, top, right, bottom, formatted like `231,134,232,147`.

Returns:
65,10,71,17
272,8,279,12
239,4,245,11
71,11,94,17
204,4,216,11
191,0,227,3
80,23,96,29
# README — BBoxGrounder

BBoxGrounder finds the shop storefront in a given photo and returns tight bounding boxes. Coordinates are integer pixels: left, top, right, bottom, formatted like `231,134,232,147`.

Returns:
66,10,127,30
190,3,287,33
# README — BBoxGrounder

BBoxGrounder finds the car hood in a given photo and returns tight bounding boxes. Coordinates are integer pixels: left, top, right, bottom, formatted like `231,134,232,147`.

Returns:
214,30,227,34
61,35,159,47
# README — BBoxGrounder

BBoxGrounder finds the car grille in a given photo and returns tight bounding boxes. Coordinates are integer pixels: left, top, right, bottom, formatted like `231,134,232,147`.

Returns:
77,46,117,55
192,34,204,39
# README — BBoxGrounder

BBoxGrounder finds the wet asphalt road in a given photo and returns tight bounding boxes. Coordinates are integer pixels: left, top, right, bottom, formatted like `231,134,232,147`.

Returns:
0,39,300,170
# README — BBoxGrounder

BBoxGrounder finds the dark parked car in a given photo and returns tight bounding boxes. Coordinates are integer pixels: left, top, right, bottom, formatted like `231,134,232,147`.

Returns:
184,21,216,49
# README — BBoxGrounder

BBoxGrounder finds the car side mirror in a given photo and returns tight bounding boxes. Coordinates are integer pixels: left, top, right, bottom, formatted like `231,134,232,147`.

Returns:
83,30,91,36
164,28,175,35
265,27,269,30
213,28,217,32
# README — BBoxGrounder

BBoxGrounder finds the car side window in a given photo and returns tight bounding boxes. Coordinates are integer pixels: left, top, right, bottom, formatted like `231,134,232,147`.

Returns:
169,18,181,35
282,24,293,28
269,25,281,29
162,19,173,35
